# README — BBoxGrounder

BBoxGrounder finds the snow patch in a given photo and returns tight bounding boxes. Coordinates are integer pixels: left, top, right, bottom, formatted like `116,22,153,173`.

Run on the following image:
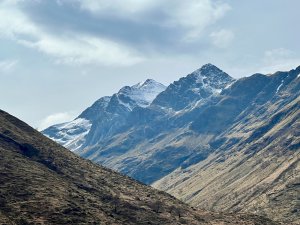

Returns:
117,98,133,110
276,80,284,94
118,79,166,109
191,66,234,96
45,118,92,151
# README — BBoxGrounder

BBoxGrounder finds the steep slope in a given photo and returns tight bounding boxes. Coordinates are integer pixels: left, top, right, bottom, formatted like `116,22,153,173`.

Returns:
0,110,279,225
43,79,166,152
154,67,300,224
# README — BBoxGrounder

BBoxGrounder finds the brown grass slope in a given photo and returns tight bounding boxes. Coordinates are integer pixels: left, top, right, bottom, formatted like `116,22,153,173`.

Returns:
154,75,300,224
0,110,278,225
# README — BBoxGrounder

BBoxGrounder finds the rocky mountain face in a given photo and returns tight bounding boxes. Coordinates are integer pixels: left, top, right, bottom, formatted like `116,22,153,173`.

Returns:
43,64,300,224
152,63,234,111
1,110,279,225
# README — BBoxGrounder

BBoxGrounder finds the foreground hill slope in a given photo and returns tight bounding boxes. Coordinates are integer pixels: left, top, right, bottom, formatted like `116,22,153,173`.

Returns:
0,110,277,225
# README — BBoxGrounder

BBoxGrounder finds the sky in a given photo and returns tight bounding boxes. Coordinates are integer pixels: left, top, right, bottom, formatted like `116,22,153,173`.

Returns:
0,0,299,129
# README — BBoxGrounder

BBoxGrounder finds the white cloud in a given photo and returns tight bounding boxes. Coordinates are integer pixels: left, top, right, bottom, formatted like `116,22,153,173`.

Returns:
0,60,18,72
259,48,300,73
0,1,143,66
166,0,231,41
210,29,235,48
20,35,144,66
79,0,231,41
263,48,293,63
38,112,76,130
0,6,39,39
0,0,231,66
79,0,156,14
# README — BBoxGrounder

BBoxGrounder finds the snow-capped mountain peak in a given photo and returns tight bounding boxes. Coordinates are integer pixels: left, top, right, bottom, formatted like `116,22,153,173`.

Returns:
43,118,91,151
152,64,234,111
188,63,235,95
117,79,166,109
191,63,233,83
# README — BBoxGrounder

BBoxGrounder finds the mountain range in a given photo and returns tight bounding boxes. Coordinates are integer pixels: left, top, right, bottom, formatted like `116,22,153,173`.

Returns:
43,64,300,224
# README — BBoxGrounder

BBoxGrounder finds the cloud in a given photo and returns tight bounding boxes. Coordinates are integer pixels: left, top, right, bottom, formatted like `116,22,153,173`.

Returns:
0,0,232,64
38,112,76,130
0,5,38,39
165,0,231,41
263,48,293,63
78,0,231,41
0,1,144,66
259,48,300,73
0,60,18,72
20,34,144,66
210,29,235,48
79,0,156,14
